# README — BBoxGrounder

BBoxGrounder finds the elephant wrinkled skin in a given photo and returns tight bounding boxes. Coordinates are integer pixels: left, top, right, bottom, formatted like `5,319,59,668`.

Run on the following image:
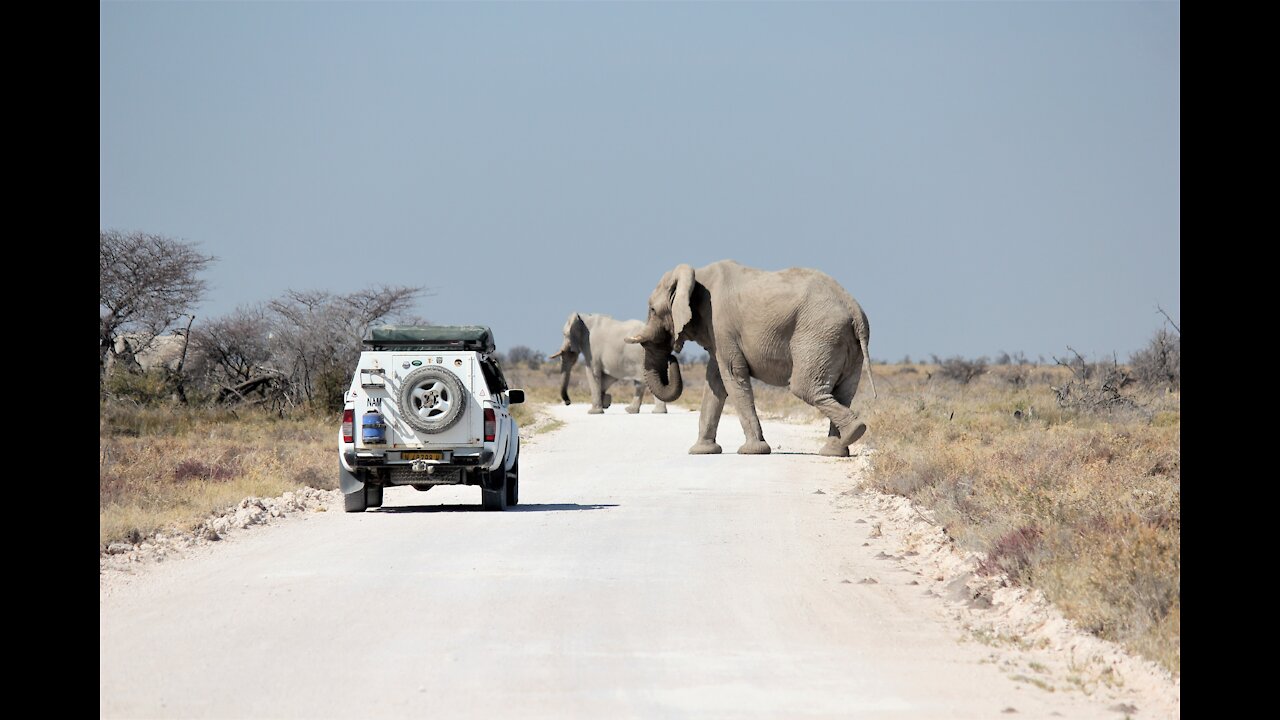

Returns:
627,260,875,457
551,312,668,415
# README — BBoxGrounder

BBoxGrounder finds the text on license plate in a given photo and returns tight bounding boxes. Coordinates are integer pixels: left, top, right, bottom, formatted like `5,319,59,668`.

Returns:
402,451,443,461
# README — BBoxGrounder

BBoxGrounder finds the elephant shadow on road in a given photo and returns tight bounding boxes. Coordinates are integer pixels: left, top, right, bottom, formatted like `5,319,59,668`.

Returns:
373,503,619,514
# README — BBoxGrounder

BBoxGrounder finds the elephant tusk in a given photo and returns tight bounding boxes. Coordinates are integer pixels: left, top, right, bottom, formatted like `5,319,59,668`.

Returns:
624,335,642,344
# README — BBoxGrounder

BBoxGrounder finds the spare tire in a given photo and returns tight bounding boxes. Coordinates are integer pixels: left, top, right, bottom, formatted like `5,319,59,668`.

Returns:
398,366,467,433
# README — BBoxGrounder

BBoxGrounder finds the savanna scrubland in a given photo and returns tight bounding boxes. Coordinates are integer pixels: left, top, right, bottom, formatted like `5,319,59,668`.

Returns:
101,334,1179,677
101,230,1178,676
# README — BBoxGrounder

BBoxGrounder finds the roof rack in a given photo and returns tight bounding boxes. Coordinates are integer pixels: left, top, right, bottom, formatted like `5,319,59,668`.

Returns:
362,325,496,354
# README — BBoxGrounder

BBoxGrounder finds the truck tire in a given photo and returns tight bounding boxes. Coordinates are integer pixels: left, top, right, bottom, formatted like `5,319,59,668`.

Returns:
399,366,467,434
365,484,383,508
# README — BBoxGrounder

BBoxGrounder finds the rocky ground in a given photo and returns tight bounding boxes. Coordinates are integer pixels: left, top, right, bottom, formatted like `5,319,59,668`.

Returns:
100,486,340,577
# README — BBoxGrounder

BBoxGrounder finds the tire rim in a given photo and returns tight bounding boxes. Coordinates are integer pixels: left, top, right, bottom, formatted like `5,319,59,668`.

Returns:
409,380,453,420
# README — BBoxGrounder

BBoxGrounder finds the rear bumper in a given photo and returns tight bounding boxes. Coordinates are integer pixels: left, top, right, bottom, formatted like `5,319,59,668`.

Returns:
341,450,493,487
344,449,492,468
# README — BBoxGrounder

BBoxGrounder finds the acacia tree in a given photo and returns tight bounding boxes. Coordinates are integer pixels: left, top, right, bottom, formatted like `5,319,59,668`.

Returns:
1130,325,1180,391
100,230,215,377
189,305,280,404
266,285,427,409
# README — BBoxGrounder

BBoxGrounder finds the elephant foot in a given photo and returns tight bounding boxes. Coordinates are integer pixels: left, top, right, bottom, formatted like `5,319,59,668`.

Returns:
819,440,850,457
839,422,868,446
626,404,641,414
602,393,613,409
651,405,668,414
689,440,723,455
737,440,772,455
588,407,605,415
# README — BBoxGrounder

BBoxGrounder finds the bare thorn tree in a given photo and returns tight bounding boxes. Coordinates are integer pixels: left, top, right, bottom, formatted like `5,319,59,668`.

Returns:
504,345,546,369
1130,327,1180,391
1051,347,1141,414
266,285,430,409
189,305,281,405
100,230,215,377
936,355,988,385
1156,304,1180,335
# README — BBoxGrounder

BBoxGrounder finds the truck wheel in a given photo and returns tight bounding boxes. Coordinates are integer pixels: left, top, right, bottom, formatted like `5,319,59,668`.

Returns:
399,366,467,434
504,458,519,507
365,484,383,508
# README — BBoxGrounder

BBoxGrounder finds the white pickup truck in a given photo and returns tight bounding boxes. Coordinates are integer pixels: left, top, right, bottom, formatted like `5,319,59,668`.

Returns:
338,325,524,512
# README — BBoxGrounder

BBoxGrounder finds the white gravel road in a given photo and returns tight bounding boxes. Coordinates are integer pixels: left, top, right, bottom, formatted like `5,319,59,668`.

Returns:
101,403,1175,719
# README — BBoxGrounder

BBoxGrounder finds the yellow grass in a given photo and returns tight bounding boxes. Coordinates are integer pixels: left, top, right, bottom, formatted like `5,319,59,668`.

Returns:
100,375,569,548
862,364,1180,674
100,406,335,547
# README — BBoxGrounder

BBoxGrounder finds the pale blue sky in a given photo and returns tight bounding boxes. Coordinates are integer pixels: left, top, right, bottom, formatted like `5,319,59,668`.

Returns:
100,1,1179,362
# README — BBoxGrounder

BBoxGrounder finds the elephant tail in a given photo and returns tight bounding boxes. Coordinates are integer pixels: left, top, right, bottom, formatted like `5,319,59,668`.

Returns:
852,314,877,399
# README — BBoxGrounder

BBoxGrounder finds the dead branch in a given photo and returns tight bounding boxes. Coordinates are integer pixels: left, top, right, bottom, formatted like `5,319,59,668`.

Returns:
1156,304,1180,334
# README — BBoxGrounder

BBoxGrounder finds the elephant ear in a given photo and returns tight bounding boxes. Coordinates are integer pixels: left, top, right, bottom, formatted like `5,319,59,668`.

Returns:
670,264,696,338
570,313,590,355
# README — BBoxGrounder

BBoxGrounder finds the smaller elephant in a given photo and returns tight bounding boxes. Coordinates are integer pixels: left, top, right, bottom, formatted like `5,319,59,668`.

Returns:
551,312,668,415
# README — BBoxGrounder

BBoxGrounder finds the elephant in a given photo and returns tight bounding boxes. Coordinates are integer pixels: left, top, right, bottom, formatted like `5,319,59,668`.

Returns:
625,260,876,456
550,312,668,415
107,332,192,373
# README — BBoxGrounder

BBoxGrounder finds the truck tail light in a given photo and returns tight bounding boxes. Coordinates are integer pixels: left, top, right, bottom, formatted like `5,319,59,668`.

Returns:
342,409,354,443
484,408,496,442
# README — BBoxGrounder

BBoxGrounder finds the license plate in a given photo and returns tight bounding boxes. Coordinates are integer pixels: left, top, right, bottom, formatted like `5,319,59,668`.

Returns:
402,451,443,461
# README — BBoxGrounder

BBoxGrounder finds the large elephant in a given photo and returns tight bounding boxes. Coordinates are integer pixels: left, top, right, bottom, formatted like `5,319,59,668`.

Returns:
626,260,875,456
550,312,669,415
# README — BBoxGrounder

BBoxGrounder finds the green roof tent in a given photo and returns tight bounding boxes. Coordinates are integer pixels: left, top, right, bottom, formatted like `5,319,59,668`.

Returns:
362,325,508,391
362,325,496,354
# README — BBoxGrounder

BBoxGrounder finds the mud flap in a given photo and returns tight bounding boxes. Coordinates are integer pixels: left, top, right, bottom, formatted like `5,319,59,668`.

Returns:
481,467,506,491
339,461,365,495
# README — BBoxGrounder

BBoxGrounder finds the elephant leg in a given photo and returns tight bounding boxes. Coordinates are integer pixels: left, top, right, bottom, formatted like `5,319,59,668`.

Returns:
793,363,865,456
720,353,770,455
627,379,643,414
690,359,726,454
601,375,615,409
586,369,606,414
652,396,667,414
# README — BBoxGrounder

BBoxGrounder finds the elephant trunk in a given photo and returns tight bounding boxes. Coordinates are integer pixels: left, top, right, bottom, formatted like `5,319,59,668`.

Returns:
558,352,577,405
644,351,684,403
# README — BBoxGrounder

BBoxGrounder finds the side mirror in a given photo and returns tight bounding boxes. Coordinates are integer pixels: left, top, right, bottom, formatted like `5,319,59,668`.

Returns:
508,389,525,405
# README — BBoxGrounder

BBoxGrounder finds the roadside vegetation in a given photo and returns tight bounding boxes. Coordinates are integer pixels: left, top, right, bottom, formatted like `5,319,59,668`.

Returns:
101,230,1178,675
670,335,1180,675
866,349,1179,675
100,404,335,547
101,368,571,550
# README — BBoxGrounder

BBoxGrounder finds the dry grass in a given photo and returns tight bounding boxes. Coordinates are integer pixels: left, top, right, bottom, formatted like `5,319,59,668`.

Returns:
100,373,568,549
606,357,1180,673
862,364,1180,674
100,404,336,548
